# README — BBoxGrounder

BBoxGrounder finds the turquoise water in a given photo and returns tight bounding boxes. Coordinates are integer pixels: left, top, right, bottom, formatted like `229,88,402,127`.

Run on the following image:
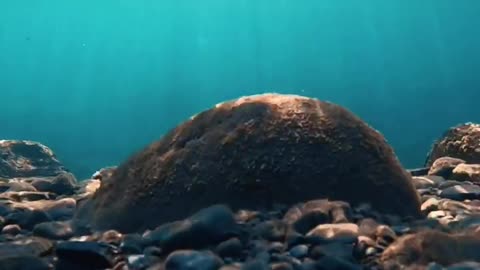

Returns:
2,1,479,179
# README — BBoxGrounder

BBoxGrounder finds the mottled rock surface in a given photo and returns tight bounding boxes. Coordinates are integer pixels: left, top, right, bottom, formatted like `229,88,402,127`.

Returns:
426,123,480,166
83,94,421,232
0,140,65,178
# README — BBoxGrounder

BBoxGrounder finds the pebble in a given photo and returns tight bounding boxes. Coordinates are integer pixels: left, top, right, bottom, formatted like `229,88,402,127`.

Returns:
429,157,466,178
120,233,145,254
144,204,238,252
33,221,74,240
307,223,359,241
452,164,480,183
164,250,224,270
2,224,21,235
440,185,480,201
55,241,115,269
216,237,243,258
289,244,308,258
0,255,51,270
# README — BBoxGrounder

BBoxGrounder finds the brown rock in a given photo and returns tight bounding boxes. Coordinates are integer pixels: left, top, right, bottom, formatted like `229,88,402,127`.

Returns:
428,157,466,178
381,230,480,267
306,223,359,240
426,123,480,166
0,140,65,178
82,94,422,232
452,164,480,183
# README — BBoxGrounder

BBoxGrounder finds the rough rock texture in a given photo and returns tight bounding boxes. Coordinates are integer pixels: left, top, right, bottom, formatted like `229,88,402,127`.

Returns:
381,230,480,268
426,123,480,166
82,94,422,232
428,157,466,179
0,140,65,178
452,164,480,183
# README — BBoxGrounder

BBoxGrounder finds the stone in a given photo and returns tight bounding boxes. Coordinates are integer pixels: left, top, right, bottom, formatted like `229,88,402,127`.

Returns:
412,176,437,189
120,233,145,254
381,230,480,267
307,223,359,241
426,123,480,166
5,181,37,192
0,236,54,258
144,205,238,252
1,224,21,235
0,140,66,178
452,164,480,183
252,220,289,242
447,262,480,269
100,230,123,245
0,255,51,270
55,241,115,269
408,167,430,176
32,172,77,195
357,218,379,238
289,244,309,258
83,94,422,232
5,209,51,229
164,250,223,270
127,255,148,269
428,157,466,178
33,221,74,240
440,185,480,201
216,238,243,258
313,255,362,270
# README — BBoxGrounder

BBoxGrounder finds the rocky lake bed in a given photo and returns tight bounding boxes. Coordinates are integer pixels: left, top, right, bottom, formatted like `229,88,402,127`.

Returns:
2,94,480,270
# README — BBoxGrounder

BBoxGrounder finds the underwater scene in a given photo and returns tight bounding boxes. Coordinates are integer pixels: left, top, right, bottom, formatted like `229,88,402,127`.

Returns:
1,1,480,269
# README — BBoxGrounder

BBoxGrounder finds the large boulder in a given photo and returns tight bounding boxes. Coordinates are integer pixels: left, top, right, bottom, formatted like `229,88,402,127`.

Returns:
426,123,480,166
82,94,421,232
0,140,65,178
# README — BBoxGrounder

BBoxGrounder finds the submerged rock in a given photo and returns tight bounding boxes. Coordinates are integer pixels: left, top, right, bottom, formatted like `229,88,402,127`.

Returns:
164,250,224,270
381,230,480,268
0,140,66,178
81,93,421,232
428,157,466,179
452,164,480,183
426,123,480,166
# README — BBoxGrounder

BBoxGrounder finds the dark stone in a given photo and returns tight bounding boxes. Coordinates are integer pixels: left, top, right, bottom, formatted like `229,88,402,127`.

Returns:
0,237,54,257
84,94,422,232
252,220,289,242
270,262,294,270
440,185,480,201
216,237,243,258
120,233,145,254
127,254,148,270
55,241,115,269
309,242,355,262
144,205,238,252
314,255,362,270
428,157,466,179
447,262,480,270
99,230,123,245
165,250,223,270
2,224,21,235
0,255,51,270
33,221,73,240
289,244,308,258
408,167,430,176
6,209,52,230
240,259,269,270
33,172,77,195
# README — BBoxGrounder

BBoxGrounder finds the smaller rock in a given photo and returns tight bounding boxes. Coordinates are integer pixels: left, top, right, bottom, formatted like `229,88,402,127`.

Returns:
56,241,115,269
422,198,440,213
270,262,294,270
127,254,148,270
452,164,480,183
268,242,284,254
216,237,243,258
100,230,123,245
0,255,51,270
429,157,466,178
412,176,437,189
6,181,37,192
252,220,288,242
5,209,51,229
33,221,73,240
1,224,21,235
144,204,238,252
358,218,379,238
307,223,359,241
120,233,145,254
165,250,223,270
439,180,472,190
440,185,480,201
289,244,308,258
314,255,362,270
447,261,480,269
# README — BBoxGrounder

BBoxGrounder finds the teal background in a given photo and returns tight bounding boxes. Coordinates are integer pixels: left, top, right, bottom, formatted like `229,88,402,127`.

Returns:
1,1,479,178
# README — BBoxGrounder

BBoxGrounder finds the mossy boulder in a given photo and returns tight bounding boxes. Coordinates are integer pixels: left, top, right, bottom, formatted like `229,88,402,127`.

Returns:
426,123,480,166
83,94,421,232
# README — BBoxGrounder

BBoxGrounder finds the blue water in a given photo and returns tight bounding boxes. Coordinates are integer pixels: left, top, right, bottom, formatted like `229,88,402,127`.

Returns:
1,1,480,179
